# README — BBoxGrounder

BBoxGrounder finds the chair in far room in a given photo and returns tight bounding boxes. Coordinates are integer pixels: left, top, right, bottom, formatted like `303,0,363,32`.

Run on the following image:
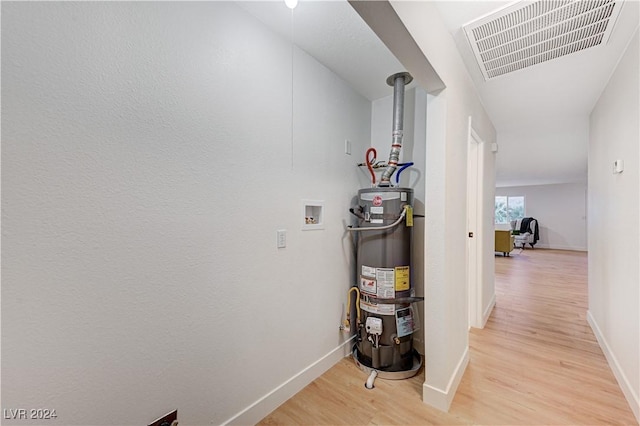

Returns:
495,230,514,256
510,217,539,249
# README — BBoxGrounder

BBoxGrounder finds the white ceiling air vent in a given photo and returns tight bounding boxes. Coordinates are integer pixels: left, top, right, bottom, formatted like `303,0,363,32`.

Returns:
463,0,624,80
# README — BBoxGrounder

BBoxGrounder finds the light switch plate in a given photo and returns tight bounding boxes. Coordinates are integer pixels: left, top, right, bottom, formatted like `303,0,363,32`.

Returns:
277,230,286,248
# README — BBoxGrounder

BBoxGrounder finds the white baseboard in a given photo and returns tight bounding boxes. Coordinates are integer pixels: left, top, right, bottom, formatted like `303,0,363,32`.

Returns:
222,336,355,425
482,293,496,328
534,243,587,251
422,347,469,412
587,311,639,423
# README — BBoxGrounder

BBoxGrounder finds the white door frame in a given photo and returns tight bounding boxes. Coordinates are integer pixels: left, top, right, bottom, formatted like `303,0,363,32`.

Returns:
467,118,485,329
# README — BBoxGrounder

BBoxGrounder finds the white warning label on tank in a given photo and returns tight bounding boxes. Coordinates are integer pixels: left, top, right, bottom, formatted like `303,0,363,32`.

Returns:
376,268,395,299
361,265,376,278
360,276,376,294
396,307,415,337
360,299,395,315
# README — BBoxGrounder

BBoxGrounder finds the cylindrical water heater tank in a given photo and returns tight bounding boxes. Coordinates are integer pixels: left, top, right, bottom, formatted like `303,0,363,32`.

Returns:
354,187,417,372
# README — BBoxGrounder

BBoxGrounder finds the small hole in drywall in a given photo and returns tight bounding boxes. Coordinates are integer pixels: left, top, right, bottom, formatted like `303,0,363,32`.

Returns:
302,200,324,230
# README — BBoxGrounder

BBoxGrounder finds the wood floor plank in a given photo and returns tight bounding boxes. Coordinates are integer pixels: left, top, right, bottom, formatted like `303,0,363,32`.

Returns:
258,249,637,425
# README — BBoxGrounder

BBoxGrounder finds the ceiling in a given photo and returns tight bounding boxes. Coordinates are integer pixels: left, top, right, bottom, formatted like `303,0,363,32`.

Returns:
241,0,639,187
239,1,416,101
433,0,639,186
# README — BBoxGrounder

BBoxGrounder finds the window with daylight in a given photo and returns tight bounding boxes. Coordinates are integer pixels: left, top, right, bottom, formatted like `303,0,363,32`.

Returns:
495,196,525,224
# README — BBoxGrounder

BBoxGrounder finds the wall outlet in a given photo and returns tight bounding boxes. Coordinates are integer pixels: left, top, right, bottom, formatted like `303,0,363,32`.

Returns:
147,410,177,426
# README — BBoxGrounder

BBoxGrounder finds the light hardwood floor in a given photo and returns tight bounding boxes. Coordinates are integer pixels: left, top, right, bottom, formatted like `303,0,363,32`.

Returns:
259,249,637,425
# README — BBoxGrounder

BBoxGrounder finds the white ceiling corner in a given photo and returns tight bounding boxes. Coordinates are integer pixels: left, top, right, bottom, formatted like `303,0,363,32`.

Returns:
240,0,638,187
239,0,412,101
435,0,639,186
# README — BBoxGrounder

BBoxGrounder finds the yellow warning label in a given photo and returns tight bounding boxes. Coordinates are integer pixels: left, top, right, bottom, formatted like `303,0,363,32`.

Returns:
395,266,410,291
405,205,413,227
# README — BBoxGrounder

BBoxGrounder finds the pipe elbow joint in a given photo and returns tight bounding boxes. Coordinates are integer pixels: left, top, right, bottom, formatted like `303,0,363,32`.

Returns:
365,370,378,389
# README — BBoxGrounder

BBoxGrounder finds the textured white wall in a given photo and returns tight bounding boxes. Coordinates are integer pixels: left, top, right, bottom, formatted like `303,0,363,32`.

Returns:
411,88,428,354
480,139,497,325
1,2,371,425
389,1,497,410
496,116,589,187
588,28,639,422
496,182,588,251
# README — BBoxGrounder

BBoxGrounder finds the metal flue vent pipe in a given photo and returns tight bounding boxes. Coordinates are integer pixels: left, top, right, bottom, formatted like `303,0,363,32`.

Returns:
379,72,413,186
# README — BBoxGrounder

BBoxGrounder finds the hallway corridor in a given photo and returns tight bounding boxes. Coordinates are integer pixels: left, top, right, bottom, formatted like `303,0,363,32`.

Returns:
259,249,637,425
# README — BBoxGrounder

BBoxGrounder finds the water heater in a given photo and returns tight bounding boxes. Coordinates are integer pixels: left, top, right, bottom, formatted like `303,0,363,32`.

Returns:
346,72,422,387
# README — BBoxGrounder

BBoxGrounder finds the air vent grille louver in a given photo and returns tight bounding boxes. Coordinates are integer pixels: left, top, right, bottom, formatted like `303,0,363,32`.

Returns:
463,0,623,80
